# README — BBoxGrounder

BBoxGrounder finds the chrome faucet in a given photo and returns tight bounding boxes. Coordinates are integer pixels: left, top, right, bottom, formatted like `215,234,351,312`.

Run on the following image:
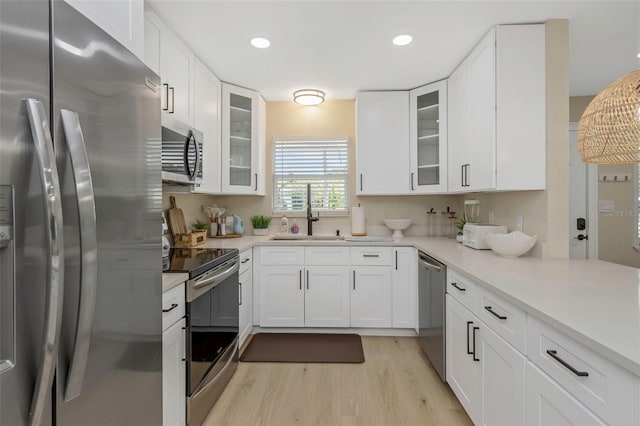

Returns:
306,183,319,235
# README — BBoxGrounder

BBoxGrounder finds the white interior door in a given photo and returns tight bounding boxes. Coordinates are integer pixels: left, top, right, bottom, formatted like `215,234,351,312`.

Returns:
569,123,598,259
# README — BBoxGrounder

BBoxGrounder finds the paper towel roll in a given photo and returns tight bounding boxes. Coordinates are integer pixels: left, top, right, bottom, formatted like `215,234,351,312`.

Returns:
351,206,366,236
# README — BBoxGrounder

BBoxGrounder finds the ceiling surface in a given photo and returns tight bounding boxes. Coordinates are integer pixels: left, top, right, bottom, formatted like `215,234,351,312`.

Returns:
148,0,640,101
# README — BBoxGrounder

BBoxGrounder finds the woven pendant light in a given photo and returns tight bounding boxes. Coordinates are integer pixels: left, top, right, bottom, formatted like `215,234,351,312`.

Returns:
578,69,640,163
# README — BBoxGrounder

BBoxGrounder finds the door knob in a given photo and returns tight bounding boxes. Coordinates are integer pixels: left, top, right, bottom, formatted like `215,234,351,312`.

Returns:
575,234,588,241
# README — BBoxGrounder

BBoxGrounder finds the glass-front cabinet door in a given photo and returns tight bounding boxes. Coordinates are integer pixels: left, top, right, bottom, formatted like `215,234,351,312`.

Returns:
222,83,260,194
409,80,448,193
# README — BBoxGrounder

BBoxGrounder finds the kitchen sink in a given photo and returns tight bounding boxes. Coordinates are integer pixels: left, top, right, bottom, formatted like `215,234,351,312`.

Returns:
270,233,344,241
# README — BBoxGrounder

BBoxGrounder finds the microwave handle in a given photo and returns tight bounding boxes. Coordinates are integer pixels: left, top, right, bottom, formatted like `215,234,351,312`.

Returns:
183,132,199,180
193,136,201,181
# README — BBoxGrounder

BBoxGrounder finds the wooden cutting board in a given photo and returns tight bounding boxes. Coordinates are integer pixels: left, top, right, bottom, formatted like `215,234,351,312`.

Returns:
167,196,187,237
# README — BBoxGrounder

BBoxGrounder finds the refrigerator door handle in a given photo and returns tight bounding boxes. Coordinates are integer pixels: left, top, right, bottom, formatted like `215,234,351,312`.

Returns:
60,110,98,402
25,98,65,426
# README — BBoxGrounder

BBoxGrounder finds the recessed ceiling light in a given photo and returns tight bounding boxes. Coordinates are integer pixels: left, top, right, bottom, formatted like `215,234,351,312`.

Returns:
250,37,270,49
637,52,640,58
392,34,413,46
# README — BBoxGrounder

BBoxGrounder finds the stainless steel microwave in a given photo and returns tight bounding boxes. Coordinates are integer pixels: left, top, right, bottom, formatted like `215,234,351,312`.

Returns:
161,118,203,185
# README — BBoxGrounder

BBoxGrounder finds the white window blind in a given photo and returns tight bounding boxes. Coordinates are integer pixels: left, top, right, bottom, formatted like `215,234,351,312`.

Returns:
273,139,349,215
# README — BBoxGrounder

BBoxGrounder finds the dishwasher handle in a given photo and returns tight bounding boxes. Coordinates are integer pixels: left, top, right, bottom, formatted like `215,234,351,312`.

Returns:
419,258,442,272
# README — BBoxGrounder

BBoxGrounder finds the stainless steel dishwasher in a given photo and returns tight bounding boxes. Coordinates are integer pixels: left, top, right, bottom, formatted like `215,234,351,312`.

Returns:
418,251,447,381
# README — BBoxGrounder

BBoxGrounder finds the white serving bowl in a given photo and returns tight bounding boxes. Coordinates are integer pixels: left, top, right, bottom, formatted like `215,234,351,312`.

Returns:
383,219,412,240
485,231,537,258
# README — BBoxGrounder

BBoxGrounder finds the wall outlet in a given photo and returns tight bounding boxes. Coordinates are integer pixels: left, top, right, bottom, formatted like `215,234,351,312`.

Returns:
515,216,523,232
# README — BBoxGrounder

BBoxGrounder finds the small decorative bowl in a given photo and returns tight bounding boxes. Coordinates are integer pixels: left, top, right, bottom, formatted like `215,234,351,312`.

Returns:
485,231,537,257
383,219,412,240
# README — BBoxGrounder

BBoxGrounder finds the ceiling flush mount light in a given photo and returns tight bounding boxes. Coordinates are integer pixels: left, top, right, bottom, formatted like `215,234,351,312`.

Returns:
578,69,640,163
250,37,270,49
293,89,325,106
392,34,413,46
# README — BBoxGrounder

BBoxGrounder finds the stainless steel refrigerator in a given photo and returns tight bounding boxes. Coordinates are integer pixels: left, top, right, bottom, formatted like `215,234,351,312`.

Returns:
0,1,163,424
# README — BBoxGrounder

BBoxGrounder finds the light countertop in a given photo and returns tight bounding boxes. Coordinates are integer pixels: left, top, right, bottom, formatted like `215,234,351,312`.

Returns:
163,234,640,376
162,272,188,293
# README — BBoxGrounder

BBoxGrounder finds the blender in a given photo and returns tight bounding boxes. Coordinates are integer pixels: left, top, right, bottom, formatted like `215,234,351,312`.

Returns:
464,200,480,223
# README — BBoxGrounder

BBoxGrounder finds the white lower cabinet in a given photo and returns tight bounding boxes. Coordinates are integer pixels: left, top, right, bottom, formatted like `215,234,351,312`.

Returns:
305,267,350,327
446,295,479,418
162,283,186,426
351,266,392,328
392,247,417,329
239,268,253,347
526,362,604,426
163,318,186,426
476,319,526,426
446,294,525,425
256,246,415,330
259,266,305,327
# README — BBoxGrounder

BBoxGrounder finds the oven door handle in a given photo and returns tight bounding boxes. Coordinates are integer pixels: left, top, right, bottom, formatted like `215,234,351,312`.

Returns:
193,260,239,290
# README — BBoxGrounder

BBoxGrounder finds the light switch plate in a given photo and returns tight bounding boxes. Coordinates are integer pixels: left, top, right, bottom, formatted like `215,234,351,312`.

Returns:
598,200,615,213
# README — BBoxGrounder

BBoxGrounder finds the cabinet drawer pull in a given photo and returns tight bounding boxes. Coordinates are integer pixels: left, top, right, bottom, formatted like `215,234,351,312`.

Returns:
362,254,379,258
546,350,589,377
162,303,178,313
466,321,473,355
360,174,363,191
168,87,175,114
306,270,309,290
395,251,398,270
472,326,480,362
451,282,466,292
299,270,302,290
241,258,250,264
484,306,507,320
410,172,415,191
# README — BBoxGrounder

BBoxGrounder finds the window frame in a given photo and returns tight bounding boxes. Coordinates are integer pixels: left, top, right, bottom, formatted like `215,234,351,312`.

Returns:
272,136,350,217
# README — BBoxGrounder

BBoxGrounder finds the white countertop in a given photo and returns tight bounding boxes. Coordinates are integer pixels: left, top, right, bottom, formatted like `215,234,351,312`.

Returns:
162,272,188,293
402,237,640,377
163,234,640,375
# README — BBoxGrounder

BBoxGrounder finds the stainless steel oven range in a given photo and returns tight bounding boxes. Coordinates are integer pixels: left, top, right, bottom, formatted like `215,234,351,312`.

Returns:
164,248,239,426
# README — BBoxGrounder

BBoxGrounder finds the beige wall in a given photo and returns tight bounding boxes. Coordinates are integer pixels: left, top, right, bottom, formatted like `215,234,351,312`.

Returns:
569,96,595,122
598,164,640,268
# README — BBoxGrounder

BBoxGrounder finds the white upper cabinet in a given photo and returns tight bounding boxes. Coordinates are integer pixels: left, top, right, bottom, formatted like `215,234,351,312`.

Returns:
65,0,144,60
448,29,496,192
221,83,263,194
192,59,222,194
448,24,545,193
355,91,410,195
409,81,448,194
144,11,195,127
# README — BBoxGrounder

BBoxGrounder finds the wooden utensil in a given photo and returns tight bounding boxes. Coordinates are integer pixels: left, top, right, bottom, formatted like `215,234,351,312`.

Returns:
167,196,187,237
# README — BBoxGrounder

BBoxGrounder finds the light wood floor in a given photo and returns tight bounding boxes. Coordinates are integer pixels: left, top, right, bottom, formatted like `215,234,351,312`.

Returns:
203,336,472,426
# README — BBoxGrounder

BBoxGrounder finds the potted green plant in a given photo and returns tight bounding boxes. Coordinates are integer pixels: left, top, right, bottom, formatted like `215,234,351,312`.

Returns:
191,219,209,231
250,215,272,236
455,214,467,242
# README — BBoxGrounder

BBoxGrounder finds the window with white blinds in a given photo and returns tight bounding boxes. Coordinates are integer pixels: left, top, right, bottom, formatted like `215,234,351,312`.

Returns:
273,139,349,215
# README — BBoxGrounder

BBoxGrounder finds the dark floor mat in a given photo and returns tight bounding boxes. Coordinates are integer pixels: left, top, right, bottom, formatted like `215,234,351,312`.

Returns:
239,333,365,363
